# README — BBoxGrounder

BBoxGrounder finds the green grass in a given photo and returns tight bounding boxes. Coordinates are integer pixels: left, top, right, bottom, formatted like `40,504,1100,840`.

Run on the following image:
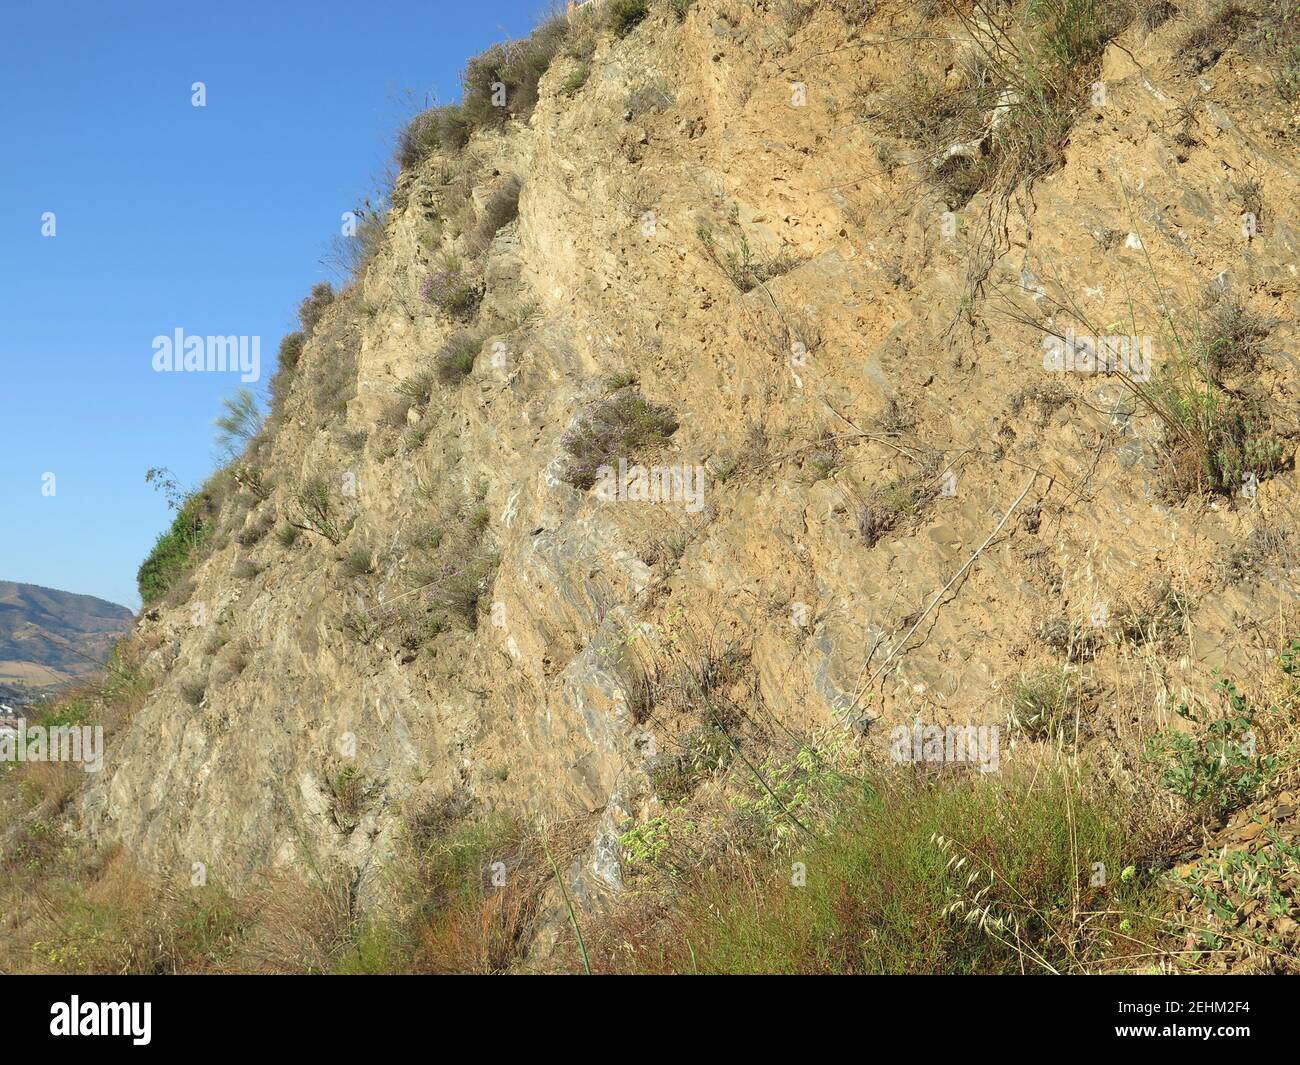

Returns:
595,767,1167,974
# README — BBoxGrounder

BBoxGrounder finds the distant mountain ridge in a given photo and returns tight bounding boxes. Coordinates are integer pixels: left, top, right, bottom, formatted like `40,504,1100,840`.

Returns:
0,581,134,699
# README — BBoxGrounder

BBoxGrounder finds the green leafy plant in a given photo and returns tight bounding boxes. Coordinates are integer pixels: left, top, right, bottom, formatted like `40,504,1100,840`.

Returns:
288,477,351,546
1151,680,1277,814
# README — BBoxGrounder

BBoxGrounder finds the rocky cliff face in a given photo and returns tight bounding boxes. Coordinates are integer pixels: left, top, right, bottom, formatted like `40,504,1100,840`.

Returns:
80,0,1300,913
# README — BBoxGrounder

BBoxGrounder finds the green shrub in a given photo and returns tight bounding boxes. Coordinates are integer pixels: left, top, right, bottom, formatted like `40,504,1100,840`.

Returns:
609,0,649,37
288,476,350,545
561,61,591,96
460,16,567,130
560,389,679,489
602,369,639,392
137,493,216,604
1150,680,1278,814
397,366,438,407
342,549,374,577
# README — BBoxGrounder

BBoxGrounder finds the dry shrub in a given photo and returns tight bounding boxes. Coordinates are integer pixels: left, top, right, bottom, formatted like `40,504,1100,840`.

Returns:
298,282,335,333
17,850,248,975
390,804,560,974
396,105,471,171
1179,0,1255,73
228,872,359,974
867,0,1133,206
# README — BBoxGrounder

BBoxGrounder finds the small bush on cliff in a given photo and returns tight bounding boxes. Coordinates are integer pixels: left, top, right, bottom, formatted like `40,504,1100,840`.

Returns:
409,500,498,631
137,503,211,604
560,389,680,489
137,469,224,604
1200,291,1274,380
288,476,351,545
269,333,305,417
214,388,264,460
324,196,389,283
278,332,306,373
1147,354,1286,500
421,254,482,320
868,0,1132,206
397,366,438,409
461,16,567,130
396,105,471,171
609,0,650,37
298,282,335,333
561,61,591,96
697,212,802,292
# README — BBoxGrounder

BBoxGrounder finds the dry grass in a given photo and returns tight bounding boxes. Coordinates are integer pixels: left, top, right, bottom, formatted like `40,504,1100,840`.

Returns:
866,0,1133,206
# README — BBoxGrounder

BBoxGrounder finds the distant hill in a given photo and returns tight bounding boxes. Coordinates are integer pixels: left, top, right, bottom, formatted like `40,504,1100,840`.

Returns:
0,581,134,701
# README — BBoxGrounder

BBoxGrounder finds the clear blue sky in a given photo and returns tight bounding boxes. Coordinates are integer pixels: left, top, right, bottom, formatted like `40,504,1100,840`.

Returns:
0,0,546,610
